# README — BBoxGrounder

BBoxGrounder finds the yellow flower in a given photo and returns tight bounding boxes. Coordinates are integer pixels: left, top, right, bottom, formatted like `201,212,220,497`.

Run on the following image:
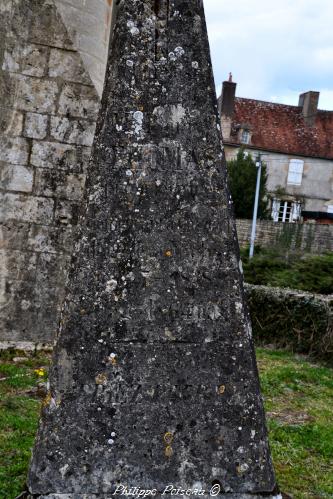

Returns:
34,368,46,377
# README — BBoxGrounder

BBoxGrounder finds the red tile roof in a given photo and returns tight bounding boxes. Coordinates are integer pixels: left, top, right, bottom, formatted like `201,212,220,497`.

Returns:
226,97,333,160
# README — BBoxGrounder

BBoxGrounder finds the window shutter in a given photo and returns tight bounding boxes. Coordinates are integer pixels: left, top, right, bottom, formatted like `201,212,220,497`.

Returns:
287,159,304,185
291,202,301,222
271,199,280,222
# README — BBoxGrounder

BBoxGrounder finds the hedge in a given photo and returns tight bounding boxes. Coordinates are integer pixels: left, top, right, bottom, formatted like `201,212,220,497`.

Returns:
245,284,333,363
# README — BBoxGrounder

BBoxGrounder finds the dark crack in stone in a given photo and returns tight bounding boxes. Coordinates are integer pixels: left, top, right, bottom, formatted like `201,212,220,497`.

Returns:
27,0,277,496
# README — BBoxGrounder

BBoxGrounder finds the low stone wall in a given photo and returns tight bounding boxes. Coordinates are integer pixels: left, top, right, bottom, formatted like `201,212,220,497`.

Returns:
237,219,333,254
245,284,333,362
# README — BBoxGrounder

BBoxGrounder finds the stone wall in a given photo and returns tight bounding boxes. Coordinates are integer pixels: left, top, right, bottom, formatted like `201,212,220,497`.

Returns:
54,0,113,97
0,0,100,344
237,219,333,254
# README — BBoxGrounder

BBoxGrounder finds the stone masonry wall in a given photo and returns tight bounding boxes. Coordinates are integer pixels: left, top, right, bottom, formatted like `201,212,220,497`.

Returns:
237,219,333,254
54,0,113,97
0,0,100,344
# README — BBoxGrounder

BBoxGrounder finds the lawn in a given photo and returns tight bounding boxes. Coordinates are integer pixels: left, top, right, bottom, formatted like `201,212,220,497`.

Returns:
0,349,332,499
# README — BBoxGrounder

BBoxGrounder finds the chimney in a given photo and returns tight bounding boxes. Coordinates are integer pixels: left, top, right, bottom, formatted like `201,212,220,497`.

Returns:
220,75,237,118
298,91,320,126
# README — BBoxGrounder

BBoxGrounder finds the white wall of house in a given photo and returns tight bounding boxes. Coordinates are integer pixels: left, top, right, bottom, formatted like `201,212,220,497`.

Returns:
225,145,333,215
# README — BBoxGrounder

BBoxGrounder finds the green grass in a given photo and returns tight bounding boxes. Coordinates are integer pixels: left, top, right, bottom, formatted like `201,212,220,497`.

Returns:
257,348,333,498
241,247,333,295
0,351,50,499
0,349,333,498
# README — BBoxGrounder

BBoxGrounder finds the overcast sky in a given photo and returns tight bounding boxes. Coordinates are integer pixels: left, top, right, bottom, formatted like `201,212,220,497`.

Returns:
204,0,333,110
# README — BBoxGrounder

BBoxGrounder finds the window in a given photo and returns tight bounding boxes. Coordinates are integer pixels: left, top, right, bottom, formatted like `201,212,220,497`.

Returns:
287,159,304,185
327,205,333,214
241,129,250,144
272,199,301,223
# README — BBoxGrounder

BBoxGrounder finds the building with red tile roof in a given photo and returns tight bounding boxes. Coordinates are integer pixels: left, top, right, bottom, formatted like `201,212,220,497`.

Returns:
219,78,333,224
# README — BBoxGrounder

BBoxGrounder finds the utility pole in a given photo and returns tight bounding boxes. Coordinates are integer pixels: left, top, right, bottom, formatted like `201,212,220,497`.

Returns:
249,154,262,258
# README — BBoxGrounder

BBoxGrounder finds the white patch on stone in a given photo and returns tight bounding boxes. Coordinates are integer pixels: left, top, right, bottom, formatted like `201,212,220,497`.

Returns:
239,259,244,274
132,111,144,135
192,61,199,69
238,463,249,473
106,279,117,292
127,20,135,28
170,104,186,126
59,464,69,478
130,27,140,36
126,60,134,67
168,52,177,62
21,300,31,310
208,305,221,320
174,46,185,57
236,302,243,313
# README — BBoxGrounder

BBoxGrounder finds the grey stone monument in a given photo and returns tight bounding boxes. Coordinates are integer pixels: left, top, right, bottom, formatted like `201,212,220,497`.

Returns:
28,1,278,497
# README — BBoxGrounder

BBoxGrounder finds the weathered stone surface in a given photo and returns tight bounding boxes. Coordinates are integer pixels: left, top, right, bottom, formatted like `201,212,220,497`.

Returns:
0,193,54,224
27,224,73,254
28,0,74,50
0,163,33,192
24,112,48,139
50,116,96,146
0,136,29,165
28,0,276,495
0,222,31,250
30,141,86,171
0,0,100,347
12,74,59,113
3,43,48,77
49,48,92,85
4,110,24,137
0,248,37,279
0,221,72,254
34,168,86,201
54,199,80,226
58,82,100,119
0,278,62,342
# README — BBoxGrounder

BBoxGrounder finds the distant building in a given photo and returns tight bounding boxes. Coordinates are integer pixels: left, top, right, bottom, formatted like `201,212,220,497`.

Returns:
219,76,333,224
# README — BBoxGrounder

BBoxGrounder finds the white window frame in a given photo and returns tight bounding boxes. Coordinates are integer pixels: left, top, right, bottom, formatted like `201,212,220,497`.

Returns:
327,205,333,214
287,159,304,186
240,129,250,144
272,199,301,223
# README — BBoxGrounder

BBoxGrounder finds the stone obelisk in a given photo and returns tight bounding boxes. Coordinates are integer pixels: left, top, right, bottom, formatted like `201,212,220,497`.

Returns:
28,1,278,496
